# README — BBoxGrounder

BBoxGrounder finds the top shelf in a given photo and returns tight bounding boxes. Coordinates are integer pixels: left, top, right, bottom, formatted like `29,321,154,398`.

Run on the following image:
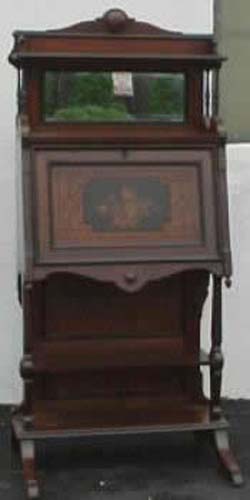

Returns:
9,9,222,70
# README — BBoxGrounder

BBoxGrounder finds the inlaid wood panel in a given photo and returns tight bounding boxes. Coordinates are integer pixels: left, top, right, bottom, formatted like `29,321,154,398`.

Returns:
51,166,200,244
33,149,217,264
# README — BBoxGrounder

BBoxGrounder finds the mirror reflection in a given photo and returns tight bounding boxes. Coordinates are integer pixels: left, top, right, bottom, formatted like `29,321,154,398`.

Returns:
43,71,186,123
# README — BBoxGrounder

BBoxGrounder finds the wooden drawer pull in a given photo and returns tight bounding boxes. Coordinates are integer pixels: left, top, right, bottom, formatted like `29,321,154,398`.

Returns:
124,272,137,284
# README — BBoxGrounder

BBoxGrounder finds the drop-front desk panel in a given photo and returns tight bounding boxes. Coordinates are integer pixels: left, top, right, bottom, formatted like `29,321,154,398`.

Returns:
32,149,217,265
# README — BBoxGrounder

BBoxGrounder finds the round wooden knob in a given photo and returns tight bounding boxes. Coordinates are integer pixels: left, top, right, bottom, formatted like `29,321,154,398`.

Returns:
124,272,137,284
104,9,128,33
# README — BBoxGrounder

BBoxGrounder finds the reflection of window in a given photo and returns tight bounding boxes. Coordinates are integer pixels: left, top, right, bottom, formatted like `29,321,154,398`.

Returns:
43,71,186,123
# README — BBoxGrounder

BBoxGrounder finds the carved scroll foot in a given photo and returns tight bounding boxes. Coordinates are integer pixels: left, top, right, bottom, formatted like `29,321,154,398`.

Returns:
26,481,40,500
20,439,40,499
11,427,21,470
214,429,244,486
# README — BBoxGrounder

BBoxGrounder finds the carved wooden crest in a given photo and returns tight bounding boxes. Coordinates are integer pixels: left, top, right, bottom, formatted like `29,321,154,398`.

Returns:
48,8,182,37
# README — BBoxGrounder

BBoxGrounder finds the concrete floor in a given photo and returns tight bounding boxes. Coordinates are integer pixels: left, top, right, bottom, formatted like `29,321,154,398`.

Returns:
1,401,249,499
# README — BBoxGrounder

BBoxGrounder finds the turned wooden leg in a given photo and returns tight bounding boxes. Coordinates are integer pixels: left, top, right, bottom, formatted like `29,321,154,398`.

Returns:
214,429,243,486
21,283,36,432
210,275,224,419
20,439,40,499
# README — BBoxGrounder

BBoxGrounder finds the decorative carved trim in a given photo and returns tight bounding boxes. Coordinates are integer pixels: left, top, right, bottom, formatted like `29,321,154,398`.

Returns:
20,355,34,379
187,272,210,321
20,114,31,137
31,263,224,292
210,347,224,369
49,9,182,37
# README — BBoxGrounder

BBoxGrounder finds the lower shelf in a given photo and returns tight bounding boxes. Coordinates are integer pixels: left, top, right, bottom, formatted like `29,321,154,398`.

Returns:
12,408,244,493
13,397,229,438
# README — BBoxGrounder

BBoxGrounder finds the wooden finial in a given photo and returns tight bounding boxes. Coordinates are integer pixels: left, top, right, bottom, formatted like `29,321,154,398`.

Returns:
103,8,129,33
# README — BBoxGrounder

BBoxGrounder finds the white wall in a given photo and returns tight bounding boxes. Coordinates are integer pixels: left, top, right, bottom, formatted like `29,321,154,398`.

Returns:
1,0,249,403
201,145,250,399
223,146,250,397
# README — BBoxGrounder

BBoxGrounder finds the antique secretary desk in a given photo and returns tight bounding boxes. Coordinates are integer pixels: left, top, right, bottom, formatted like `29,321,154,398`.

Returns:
9,8,243,498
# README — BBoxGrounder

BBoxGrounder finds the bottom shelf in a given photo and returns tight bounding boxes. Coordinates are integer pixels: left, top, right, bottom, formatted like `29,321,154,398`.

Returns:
13,397,229,439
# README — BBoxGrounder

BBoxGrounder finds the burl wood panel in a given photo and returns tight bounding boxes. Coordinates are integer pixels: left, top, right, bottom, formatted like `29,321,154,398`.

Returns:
34,149,217,264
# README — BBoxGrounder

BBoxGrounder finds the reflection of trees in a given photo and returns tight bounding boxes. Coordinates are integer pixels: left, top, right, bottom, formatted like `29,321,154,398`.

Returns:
44,72,73,114
44,72,58,115
45,72,114,115
44,72,185,121
133,74,184,117
57,73,73,108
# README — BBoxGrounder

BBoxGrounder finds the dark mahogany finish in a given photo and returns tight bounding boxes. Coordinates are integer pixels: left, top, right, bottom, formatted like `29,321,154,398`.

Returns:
9,9,242,498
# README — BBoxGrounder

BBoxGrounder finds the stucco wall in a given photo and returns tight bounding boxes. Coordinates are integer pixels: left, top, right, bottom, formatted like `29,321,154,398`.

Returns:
1,1,249,403
215,0,250,142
